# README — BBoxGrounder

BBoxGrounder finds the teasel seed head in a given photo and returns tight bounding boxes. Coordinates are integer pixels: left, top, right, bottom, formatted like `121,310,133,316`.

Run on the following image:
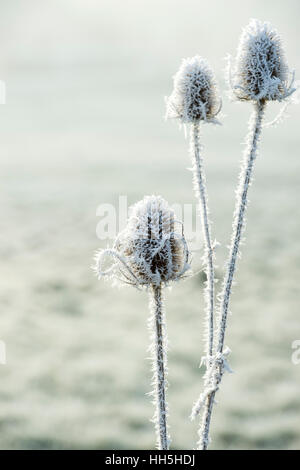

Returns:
95,195,190,288
229,19,296,102
165,56,221,124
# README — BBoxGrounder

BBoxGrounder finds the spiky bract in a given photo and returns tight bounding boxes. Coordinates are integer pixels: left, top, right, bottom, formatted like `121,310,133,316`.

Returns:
166,56,221,123
95,195,190,288
230,19,294,102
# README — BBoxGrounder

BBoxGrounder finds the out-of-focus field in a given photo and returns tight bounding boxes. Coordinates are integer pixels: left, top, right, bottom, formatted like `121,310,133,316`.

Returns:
0,0,299,450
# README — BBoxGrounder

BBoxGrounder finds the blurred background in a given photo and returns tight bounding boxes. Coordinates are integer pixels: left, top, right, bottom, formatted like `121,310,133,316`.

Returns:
0,0,299,450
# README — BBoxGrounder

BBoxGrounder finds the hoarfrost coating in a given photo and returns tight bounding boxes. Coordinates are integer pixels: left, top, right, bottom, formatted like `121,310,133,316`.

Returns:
165,56,221,123
94,195,190,288
230,19,295,102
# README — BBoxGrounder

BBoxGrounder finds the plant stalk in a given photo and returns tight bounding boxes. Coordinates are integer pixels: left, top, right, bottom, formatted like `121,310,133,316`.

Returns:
150,283,168,450
191,122,215,358
199,100,266,450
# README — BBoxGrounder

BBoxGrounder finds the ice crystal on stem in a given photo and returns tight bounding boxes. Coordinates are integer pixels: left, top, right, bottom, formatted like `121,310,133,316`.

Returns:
195,19,296,451
95,195,190,449
166,57,221,450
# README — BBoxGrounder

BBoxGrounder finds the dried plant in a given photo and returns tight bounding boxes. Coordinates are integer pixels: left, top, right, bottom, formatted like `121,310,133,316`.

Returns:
95,195,190,449
166,56,222,449
191,19,296,450
166,56,221,124
229,19,295,102
96,18,296,452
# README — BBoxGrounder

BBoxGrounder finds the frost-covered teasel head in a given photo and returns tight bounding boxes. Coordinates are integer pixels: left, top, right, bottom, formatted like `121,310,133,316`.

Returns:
230,19,295,102
95,196,190,288
165,56,221,123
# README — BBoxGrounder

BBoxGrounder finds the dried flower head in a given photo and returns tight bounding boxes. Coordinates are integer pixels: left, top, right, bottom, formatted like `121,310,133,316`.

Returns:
230,19,295,102
165,56,221,123
95,196,190,288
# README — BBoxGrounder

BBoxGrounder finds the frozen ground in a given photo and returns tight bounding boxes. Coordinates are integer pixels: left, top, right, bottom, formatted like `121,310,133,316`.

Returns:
0,0,299,449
